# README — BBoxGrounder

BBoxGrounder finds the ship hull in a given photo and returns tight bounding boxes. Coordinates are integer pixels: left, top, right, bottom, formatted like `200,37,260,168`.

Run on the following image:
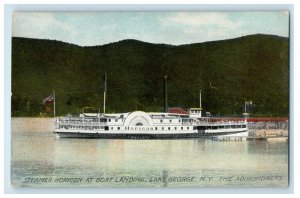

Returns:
55,130,248,139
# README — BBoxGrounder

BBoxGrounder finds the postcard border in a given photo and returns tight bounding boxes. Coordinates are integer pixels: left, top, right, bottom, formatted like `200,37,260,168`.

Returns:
4,3,294,194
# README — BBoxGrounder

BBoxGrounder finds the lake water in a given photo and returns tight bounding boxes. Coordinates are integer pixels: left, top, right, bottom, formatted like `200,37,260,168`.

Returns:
11,130,288,188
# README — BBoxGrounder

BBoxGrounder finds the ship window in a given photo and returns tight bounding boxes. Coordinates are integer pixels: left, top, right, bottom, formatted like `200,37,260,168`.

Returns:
118,127,120,130
197,126,205,130
168,127,170,130
115,119,118,122
169,119,172,123
160,119,163,123
111,127,113,130
108,119,111,122
162,127,164,130
181,127,183,130
175,127,177,130
193,126,196,130
187,127,189,130
179,119,181,122
155,127,157,130
242,125,246,128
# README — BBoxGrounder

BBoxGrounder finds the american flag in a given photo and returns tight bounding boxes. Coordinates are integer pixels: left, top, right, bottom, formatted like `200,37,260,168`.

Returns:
42,95,54,105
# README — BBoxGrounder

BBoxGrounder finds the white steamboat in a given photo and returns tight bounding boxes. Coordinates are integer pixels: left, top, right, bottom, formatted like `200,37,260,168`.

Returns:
54,108,248,139
54,75,248,139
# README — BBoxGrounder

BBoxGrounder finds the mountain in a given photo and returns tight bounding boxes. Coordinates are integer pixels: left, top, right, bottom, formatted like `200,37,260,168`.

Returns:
11,34,289,117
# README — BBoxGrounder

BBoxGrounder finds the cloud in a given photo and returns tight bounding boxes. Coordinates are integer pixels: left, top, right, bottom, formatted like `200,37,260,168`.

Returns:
12,12,135,46
164,12,240,28
12,12,88,44
157,12,245,44
13,12,73,42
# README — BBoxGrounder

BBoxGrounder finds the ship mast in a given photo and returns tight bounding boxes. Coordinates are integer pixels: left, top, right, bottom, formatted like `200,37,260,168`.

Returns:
199,90,202,109
103,72,107,114
163,76,168,112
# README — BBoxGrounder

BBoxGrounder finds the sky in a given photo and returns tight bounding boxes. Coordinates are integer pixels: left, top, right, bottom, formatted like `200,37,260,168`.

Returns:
12,11,289,46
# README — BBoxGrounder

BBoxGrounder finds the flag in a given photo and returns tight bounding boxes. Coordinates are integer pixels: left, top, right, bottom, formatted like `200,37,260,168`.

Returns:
42,95,54,105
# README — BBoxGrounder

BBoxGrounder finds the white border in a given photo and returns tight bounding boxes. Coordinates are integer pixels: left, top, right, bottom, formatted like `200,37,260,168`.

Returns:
1,1,298,197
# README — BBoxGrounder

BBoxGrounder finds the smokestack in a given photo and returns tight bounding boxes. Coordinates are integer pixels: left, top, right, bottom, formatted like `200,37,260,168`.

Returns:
163,76,168,112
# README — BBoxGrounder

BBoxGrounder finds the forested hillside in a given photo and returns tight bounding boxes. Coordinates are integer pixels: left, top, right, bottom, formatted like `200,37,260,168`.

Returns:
11,34,289,117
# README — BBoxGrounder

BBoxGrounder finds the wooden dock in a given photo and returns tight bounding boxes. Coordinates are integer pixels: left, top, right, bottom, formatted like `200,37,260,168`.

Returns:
214,129,288,141
214,135,288,141
246,129,288,141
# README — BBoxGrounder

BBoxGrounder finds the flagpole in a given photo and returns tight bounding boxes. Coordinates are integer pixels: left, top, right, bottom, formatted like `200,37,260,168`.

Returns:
53,89,56,117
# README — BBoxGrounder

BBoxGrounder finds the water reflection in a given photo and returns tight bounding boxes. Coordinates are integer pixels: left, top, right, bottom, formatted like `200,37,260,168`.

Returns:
11,132,288,187
247,140,288,155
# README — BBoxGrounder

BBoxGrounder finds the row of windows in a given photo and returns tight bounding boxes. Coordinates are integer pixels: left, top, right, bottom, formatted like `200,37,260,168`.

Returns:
108,119,124,122
59,124,246,131
159,119,181,123
63,118,191,124
101,119,193,123
58,125,104,130
108,126,192,131
197,125,247,130
158,119,196,123
58,125,192,131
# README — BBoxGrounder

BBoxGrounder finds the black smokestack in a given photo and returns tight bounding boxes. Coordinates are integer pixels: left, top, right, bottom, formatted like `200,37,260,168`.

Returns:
163,76,168,112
